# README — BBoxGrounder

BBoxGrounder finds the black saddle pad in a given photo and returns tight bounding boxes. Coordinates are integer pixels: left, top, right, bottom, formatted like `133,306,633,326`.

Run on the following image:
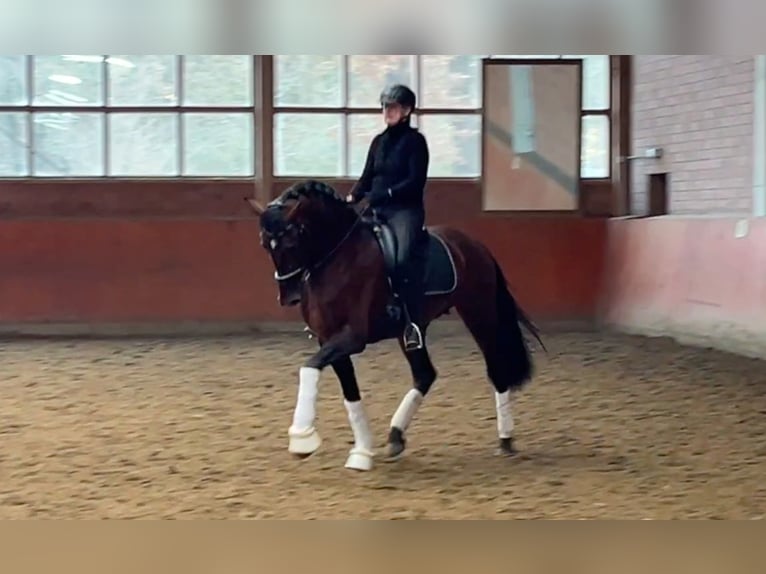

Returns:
422,231,457,296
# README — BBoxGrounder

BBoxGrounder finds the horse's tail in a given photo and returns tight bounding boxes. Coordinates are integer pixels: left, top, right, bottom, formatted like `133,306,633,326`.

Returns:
493,258,546,389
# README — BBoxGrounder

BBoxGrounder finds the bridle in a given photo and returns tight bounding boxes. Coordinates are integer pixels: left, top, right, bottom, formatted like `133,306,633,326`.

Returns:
268,203,370,284
268,222,307,282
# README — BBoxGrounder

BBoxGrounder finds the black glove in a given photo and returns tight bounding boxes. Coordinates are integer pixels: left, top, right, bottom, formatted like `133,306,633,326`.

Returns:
368,186,390,207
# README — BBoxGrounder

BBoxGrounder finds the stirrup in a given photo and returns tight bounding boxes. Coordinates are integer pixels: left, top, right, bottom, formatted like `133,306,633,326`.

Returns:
403,322,424,351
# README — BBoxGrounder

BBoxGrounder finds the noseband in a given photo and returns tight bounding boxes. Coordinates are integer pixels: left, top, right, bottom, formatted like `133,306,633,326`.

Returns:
274,265,305,282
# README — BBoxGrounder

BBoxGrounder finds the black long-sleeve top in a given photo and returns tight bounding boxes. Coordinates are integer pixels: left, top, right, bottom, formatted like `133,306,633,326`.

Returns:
351,120,430,211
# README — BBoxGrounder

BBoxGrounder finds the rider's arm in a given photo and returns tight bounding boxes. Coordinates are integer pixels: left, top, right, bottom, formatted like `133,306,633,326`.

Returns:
387,131,429,202
350,135,380,202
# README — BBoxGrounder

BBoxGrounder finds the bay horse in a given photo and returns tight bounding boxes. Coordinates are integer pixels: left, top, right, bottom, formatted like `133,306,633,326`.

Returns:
247,180,544,472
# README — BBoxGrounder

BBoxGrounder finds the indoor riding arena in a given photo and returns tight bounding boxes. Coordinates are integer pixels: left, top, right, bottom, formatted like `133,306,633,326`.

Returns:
0,55,764,519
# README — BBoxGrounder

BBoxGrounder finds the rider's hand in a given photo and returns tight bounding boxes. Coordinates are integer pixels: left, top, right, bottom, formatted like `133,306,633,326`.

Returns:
345,194,355,203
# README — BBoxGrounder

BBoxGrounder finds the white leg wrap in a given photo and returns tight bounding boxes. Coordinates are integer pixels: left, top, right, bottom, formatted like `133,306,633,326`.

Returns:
344,400,374,471
495,390,514,439
290,367,320,434
344,400,374,454
390,388,424,432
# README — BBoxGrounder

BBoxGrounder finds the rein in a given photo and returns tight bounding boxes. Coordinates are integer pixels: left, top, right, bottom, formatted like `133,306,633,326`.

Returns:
273,204,370,283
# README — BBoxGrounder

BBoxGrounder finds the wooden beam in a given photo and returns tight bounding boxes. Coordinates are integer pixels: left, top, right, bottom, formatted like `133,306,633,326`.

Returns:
254,55,274,204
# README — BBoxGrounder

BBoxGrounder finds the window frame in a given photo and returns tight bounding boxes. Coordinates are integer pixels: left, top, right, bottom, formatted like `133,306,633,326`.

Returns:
0,55,258,179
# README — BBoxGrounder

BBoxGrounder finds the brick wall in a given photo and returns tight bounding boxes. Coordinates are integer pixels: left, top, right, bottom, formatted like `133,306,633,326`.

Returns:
631,56,754,215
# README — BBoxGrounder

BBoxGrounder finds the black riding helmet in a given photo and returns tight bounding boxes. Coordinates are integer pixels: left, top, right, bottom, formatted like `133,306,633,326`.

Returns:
380,84,416,110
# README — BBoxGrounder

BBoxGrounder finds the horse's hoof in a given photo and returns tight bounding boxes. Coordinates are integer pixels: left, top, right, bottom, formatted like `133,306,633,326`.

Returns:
345,448,374,471
385,427,406,461
496,437,517,457
288,427,322,457
386,441,406,461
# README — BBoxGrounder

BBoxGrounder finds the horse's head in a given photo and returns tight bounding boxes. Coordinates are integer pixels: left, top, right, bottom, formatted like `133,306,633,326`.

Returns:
249,180,355,307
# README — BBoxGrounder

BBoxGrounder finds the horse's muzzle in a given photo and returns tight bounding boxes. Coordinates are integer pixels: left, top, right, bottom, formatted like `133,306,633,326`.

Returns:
279,293,301,307
277,282,302,307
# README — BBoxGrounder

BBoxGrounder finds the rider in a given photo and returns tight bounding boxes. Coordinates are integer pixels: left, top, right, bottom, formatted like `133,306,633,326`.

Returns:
346,83,430,351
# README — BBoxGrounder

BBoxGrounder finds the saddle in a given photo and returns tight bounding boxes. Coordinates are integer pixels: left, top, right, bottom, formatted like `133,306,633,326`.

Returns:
364,216,457,299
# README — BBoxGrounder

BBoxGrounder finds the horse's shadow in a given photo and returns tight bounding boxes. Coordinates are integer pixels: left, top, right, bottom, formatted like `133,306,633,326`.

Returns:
365,441,633,489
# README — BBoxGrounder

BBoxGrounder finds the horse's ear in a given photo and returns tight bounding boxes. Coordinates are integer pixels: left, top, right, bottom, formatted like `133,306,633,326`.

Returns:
245,197,266,215
283,200,300,220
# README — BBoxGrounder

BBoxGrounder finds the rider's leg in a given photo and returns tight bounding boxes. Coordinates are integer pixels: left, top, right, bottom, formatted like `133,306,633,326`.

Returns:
386,208,426,351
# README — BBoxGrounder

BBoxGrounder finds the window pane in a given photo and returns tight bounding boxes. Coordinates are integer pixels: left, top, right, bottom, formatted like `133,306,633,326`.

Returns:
274,56,342,107
183,55,253,106
0,56,27,105
418,114,481,177
581,115,610,178
348,56,414,108
348,114,384,177
109,113,178,176
33,55,103,106
420,55,482,109
274,113,342,176
565,55,610,110
33,112,104,176
0,113,28,175
183,113,254,176
108,55,177,106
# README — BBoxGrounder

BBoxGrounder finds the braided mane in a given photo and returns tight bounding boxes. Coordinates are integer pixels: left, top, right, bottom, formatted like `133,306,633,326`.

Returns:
278,179,345,207
261,180,351,235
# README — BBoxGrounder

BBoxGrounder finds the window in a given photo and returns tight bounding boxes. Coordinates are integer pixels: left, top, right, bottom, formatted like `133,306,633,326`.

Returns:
34,112,104,177
274,113,343,176
576,55,611,178
0,56,26,106
273,55,484,178
0,55,611,181
0,55,255,177
489,55,611,178
0,112,27,176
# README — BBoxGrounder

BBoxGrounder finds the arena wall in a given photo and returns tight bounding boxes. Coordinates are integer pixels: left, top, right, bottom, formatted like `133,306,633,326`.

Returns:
0,179,607,332
601,56,766,357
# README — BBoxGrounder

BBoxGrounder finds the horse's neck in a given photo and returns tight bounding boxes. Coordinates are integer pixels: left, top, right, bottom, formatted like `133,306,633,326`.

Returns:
315,209,374,272
308,207,357,262
325,207,358,243
302,215,378,330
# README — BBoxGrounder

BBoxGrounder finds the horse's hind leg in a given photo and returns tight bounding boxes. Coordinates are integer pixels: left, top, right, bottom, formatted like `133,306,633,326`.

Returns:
455,301,528,457
386,342,437,460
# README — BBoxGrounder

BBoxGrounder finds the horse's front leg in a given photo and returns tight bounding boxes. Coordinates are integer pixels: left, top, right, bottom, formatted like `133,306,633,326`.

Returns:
331,355,375,471
288,327,371,469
